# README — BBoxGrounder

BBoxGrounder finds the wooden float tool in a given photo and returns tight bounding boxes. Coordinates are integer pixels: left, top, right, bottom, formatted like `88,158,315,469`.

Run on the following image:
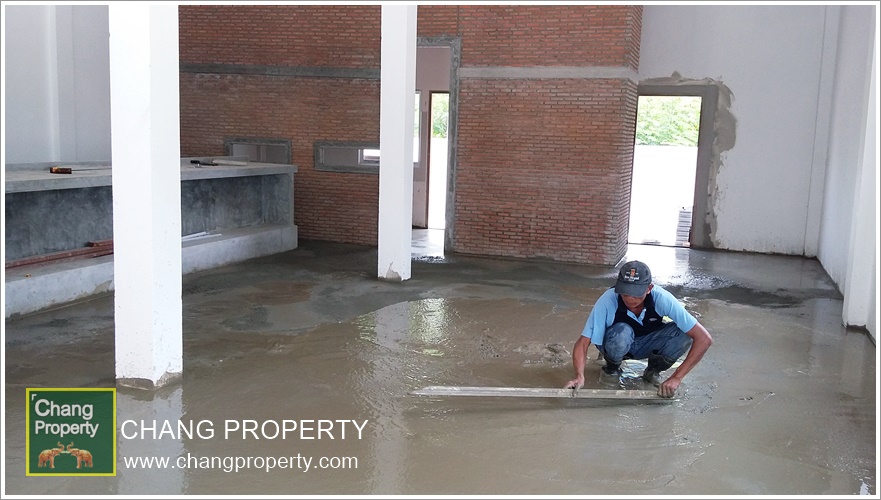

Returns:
410,386,675,401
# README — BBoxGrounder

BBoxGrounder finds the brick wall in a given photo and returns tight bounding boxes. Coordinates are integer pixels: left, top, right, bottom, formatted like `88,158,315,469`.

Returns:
458,5,638,67
455,78,636,263
179,6,380,67
178,5,641,264
416,5,459,36
451,5,640,264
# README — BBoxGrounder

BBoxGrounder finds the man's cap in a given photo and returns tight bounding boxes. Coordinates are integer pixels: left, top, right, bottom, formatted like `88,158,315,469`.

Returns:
615,260,652,296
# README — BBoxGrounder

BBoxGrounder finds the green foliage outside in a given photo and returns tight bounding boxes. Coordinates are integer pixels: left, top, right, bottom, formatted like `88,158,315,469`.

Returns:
635,96,701,147
431,94,449,138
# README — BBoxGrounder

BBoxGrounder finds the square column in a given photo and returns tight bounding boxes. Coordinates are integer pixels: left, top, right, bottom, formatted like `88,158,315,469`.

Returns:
108,5,182,388
377,5,417,281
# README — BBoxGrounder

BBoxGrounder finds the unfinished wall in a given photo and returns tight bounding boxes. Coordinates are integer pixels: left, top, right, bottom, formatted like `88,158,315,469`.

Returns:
639,5,877,334
179,5,642,265
639,5,830,256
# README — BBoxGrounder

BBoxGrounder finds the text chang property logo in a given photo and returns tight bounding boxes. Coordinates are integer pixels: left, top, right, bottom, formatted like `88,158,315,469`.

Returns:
26,388,116,476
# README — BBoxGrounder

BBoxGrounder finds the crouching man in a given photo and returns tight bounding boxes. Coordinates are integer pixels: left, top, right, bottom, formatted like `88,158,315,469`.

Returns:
565,260,713,398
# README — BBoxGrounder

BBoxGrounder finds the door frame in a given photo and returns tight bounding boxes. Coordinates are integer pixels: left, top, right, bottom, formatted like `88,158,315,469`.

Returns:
418,37,461,253
636,84,719,249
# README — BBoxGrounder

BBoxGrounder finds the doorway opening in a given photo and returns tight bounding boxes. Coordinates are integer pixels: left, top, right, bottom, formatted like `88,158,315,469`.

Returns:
628,94,702,248
427,92,449,231
412,41,457,259
631,84,718,249
412,92,449,259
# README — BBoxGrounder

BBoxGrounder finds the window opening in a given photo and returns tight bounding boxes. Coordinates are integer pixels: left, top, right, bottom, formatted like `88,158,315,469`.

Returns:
224,137,291,164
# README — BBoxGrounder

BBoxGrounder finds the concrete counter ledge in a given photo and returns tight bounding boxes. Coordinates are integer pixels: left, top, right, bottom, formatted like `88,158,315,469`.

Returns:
5,157,298,318
5,157,298,193
180,157,298,180
5,161,113,193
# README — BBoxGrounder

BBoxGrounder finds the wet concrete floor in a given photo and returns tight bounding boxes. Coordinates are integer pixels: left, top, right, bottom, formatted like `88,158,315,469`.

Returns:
3,241,877,495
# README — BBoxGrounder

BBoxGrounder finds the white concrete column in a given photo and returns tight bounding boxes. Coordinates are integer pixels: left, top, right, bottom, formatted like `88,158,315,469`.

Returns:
108,5,182,388
843,34,877,335
378,5,417,281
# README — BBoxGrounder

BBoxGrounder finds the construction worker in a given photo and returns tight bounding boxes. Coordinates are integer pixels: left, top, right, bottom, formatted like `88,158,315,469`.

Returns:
565,260,713,398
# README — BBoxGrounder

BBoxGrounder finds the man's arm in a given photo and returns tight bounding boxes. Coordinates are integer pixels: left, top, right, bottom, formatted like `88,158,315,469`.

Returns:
565,288,615,390
565,335,593,389
658,321,713,398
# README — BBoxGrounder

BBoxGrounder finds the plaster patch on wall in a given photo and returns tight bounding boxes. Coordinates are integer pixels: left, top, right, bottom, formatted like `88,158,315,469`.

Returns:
708,82,737,248
640,72,737,248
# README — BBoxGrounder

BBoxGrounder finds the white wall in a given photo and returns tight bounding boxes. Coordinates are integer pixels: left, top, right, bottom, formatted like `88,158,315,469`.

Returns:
639,5,829,255
4,5,59,163
641,5,878,333
819,6,875,289
68,5,112,161
3,5,111,163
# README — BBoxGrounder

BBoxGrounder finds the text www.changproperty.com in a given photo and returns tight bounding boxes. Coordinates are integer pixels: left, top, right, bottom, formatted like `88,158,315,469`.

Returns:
124,453,358,473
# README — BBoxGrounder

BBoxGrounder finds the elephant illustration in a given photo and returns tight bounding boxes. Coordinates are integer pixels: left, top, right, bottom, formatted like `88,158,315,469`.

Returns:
37,448,62,468
69,448,93,468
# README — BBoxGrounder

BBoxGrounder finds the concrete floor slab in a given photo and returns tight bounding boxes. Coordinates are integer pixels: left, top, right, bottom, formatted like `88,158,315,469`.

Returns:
3,241,876,495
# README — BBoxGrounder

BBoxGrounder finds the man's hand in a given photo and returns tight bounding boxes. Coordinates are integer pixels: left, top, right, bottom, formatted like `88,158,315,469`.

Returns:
565,375,584,390
566,336,592,391
654,322,712,398
658,376,681,398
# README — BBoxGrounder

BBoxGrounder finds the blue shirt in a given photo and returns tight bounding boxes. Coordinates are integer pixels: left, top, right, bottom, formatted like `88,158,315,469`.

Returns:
580,285,697,346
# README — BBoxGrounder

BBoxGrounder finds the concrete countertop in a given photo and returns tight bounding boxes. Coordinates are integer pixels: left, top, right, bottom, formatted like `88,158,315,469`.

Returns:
5,161,113,193
179,157,298,182
5,157,298,193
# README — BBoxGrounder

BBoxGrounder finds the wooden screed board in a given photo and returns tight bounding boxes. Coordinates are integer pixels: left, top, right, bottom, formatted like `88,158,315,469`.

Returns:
410,386,675,401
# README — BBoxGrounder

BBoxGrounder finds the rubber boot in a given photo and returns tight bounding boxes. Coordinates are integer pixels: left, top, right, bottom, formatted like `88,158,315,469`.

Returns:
599,356,622,386
642,353,675,387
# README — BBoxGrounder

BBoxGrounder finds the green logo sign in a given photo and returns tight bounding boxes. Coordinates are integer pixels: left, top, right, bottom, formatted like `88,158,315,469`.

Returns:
26,388,116,476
